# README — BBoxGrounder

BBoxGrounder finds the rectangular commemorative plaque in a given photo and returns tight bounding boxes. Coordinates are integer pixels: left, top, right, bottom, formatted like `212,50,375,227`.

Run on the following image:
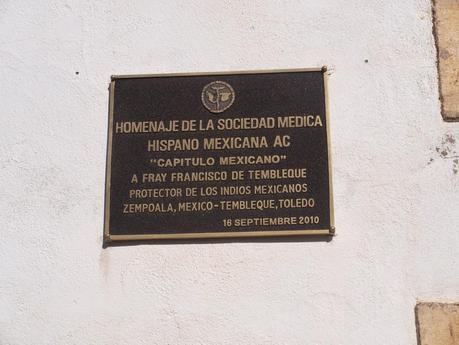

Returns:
104,68,334,241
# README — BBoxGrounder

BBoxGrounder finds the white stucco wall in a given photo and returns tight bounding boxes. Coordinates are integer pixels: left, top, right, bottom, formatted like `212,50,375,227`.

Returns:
1,1,459,344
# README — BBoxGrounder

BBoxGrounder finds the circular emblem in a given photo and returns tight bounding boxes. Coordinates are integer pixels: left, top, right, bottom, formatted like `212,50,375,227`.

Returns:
201,81,235,113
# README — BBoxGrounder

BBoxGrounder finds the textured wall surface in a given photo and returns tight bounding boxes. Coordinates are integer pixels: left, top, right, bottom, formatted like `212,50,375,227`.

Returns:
1,1,459,344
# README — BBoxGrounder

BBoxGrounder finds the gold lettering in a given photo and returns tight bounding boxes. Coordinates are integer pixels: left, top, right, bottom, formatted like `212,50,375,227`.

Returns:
203,136,268,150
147,138,199,152
247,169,307,180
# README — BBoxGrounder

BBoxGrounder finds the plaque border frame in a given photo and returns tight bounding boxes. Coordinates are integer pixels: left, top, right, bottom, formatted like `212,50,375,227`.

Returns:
104,67,335,242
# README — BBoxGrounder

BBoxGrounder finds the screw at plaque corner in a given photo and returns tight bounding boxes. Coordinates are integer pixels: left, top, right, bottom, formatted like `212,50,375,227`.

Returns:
321,66,328,73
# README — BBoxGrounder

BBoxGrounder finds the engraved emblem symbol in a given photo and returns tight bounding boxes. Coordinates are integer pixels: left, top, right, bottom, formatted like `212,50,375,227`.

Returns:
201,81,235,113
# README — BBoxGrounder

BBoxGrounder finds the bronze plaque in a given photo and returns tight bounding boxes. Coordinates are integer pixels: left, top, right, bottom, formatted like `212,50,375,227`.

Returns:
104,68,334,241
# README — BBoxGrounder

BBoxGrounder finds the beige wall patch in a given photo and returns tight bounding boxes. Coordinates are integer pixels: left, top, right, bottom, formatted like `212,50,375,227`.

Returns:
433,0,459,121
416,302,459,345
